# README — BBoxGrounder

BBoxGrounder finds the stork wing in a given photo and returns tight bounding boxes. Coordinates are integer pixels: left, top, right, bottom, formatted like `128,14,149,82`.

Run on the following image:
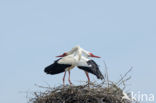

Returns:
44,59,71,75
78,59,104,80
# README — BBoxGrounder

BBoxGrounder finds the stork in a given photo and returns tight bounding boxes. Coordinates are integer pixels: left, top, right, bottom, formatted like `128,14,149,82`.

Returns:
44,46,104,85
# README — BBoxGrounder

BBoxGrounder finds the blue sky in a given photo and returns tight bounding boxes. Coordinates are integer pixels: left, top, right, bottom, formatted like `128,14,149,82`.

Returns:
0,0,156,103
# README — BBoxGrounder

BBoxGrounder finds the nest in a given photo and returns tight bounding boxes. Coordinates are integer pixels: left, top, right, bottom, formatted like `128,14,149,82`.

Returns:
30,81,133,103
29,67,134,103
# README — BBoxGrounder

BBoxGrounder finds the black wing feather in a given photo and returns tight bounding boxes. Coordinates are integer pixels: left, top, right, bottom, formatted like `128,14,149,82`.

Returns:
78,60,104,80
44,59,71,75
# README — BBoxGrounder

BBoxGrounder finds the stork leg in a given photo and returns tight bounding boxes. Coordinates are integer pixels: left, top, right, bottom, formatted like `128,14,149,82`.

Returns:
85,71,90,84
63,71,66,86
68,70,72,85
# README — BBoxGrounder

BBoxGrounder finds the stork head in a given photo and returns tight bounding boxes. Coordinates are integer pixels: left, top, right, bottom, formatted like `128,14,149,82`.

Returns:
56,52,68,57
88,53,101,58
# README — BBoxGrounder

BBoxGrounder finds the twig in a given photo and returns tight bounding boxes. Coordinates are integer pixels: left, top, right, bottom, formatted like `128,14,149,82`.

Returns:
103,61,109,88
116,67,133,86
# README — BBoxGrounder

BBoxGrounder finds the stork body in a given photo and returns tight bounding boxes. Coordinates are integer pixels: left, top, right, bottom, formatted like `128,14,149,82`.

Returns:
77,56,104,80
44,52,81,85
44,46,103,85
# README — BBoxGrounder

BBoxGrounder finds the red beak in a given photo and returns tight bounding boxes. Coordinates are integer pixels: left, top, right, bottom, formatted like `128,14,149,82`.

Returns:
56,53,67,57
56,55,64,57
89,53,101,58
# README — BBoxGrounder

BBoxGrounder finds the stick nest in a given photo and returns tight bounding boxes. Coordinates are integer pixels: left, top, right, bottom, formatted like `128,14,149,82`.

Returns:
30,82,132,103
29,67,134,103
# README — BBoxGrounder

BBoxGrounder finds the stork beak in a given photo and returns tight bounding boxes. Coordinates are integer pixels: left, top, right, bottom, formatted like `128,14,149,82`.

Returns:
56,53,67,57
89,53,101,58
56,55,64,57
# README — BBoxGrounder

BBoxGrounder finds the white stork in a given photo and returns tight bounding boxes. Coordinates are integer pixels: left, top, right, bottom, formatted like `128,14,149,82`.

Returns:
44,46,104,85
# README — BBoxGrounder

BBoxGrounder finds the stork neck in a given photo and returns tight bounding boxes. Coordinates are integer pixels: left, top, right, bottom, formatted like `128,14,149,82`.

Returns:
74,49,82,61
67,46,89,59
67,46,80,55
80,48,90,57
